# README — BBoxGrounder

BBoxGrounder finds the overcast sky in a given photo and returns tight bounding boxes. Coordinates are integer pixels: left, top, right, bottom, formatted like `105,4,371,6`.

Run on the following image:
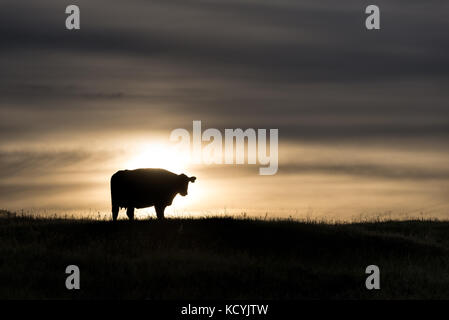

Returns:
1,0,448,219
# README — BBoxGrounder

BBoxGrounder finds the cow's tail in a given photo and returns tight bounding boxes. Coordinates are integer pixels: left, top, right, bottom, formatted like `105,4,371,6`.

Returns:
110,173,119,221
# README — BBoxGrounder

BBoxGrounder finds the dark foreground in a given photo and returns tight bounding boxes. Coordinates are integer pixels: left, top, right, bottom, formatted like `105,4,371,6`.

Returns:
1,212,449,299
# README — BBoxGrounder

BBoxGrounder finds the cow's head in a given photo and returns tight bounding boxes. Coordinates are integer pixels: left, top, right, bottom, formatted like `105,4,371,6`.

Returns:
177,174,197,196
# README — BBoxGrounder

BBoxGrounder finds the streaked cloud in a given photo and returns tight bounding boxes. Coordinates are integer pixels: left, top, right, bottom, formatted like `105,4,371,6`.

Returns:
0,0,448,218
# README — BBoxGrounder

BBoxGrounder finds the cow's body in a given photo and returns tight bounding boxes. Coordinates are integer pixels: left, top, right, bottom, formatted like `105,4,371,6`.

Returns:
110,168,196,221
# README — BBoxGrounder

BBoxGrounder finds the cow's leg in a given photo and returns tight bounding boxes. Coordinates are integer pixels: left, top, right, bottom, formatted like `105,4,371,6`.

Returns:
126,207,135,220
112,205,119,221
155,205,166,220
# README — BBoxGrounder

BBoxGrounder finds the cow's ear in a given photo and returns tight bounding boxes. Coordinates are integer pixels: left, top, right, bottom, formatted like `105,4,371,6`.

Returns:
189,176,196,183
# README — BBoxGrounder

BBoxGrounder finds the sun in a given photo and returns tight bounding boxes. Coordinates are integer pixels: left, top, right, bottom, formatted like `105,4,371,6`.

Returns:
123,141,203,212
125,142,190,173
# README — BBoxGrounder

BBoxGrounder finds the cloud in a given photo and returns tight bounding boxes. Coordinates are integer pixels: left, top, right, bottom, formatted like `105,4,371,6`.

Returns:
1,1,449,124
277,163,449,181
0,0,448,214
1,0,449,83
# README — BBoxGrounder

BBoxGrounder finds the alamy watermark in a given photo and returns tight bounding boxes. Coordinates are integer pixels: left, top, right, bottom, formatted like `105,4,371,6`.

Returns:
65,265,80,290
65,4,380,31
365,265,380,290
65,5,80,30
170,121,278,175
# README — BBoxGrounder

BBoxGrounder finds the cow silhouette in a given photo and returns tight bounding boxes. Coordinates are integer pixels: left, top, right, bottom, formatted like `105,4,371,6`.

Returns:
110,168,196,221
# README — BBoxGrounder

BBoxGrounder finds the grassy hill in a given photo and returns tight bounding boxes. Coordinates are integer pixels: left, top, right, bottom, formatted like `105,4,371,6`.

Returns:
1,211,449,299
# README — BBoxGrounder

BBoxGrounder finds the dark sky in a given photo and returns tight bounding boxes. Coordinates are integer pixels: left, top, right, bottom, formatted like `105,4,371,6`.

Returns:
1,0,448,218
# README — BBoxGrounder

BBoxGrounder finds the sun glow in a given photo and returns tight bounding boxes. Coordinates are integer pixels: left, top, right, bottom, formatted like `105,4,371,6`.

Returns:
123,142,204,213
125,142,190,173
